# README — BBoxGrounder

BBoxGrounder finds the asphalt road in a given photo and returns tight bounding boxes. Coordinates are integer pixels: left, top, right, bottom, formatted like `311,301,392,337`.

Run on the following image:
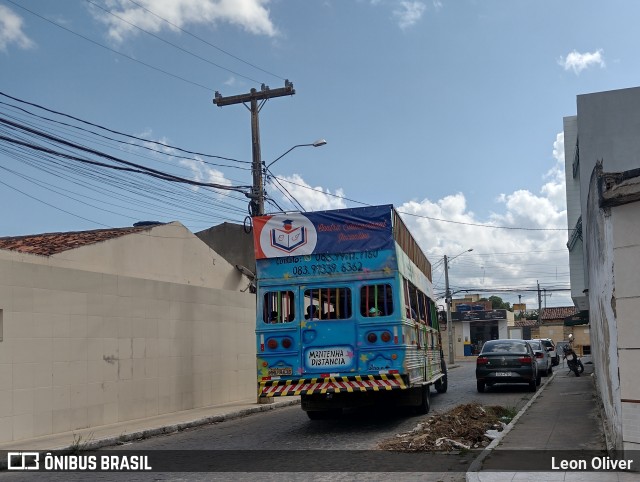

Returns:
0,361,543,482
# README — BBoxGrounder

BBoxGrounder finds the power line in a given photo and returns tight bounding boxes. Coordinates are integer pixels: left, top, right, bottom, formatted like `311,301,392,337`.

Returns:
5,0,212,92
85,0,264,85
0,92,250,165
0,117,252,192
125,0,285,81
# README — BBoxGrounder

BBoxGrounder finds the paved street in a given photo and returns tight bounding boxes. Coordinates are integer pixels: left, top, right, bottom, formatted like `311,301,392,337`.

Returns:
0,360,546,482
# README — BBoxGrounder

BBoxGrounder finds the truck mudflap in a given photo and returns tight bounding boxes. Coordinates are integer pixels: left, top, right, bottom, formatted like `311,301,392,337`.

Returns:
259,373,407,397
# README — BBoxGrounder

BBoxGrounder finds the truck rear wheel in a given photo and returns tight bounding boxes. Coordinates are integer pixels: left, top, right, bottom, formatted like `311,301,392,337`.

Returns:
435,374,448,393
415,385,431,414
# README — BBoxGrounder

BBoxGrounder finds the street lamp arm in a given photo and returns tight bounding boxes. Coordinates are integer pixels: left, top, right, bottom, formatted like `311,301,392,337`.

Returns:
264,139,327,170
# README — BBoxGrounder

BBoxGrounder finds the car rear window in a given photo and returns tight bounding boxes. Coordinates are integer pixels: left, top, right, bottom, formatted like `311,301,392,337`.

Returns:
481,341,528,354
529,341,542,350
541,340,553,349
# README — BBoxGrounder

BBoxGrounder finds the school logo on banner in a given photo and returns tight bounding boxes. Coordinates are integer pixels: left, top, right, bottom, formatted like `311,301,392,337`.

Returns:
259,213,318,258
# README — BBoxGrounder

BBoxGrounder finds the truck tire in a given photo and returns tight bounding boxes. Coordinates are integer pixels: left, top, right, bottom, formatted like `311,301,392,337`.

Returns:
435,374,448,393
415,385,431,414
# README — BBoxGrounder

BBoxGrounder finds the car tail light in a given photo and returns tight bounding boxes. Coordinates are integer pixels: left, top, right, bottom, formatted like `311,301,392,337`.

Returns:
381,331,391,342
535,352,543,359
367,332,378,343
281,338,292,349
519,356,532,364
267,339,278,349
477,356,489,365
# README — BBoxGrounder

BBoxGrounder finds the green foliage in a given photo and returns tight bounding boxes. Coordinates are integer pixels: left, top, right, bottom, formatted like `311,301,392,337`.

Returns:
487,295,512,311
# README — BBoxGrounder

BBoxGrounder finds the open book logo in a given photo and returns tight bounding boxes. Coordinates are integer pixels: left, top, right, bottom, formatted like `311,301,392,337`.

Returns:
259,213,317,258
270,219,307,253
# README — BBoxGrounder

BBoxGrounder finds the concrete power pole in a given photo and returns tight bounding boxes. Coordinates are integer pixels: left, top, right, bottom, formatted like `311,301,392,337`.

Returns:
444,255,454,365
537,280,542,325
213,81,295,216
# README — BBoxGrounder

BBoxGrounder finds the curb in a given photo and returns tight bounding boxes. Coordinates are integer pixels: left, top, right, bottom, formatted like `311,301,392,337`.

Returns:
0,398,301,470
465,370,557,480
72,398,301,452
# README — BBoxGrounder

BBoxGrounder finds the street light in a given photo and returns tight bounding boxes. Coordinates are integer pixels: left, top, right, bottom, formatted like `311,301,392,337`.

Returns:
444,248,473,366
254,139,327,215
264,139,327,170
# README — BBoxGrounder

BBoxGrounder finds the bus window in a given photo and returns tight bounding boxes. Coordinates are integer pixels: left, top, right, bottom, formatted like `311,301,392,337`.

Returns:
304,288,352,320
263,290,295,324
360,284,393,317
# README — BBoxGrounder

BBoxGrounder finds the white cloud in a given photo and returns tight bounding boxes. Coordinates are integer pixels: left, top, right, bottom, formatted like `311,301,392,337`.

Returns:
398,189,570,306
0,5,35,52
558,49,605,75
180,157,233,192
271,174,347,211
541,132,566,209
266,133,571,307
93,0,278,43
393,1,426,29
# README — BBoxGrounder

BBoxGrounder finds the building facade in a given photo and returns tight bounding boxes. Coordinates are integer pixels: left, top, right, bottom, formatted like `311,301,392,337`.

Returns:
563,86,640,452
0,222,255,443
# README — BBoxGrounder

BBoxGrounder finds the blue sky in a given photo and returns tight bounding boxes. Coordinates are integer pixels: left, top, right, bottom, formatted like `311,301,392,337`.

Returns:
1,0,637,307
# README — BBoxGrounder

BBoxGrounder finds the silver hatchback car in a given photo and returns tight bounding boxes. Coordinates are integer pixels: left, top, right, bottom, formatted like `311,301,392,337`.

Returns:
528,340,552,376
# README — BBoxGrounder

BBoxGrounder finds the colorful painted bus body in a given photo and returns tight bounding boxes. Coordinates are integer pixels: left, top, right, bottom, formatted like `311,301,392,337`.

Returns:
253,205,447,417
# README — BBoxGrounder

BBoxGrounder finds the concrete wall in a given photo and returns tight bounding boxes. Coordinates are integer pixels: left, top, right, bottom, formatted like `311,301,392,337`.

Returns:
612,201,640,451
0,223,255,443
577,87,640,220
564,115,589,310
197,223,256,276
585,165,622,451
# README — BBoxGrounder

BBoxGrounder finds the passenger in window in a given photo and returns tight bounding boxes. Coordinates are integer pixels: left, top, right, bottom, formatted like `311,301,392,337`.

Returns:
287,313,295,322
368,307,381,317
268,311,279,323
406,307,417,319
305,305,319,320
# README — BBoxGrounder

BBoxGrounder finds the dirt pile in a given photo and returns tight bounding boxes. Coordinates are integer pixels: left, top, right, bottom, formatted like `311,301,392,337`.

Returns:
378,403,513,452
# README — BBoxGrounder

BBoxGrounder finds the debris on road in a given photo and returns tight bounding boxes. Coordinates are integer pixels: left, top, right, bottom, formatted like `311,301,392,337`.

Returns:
378,403,513,452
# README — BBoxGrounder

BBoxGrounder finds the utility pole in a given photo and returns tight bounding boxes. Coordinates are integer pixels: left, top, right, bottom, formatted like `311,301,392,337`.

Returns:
213,81,295,216
444,255,454,365
537,280,542,325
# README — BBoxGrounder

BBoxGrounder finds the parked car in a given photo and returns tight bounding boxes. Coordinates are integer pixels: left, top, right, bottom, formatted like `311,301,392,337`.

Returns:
532,338,559,366
476,339,540,393
528,339,553,376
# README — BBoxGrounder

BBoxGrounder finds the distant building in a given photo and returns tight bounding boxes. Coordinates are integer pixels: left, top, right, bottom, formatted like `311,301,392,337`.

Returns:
197,222,256,279
0,222,255,443
563,86,640,452
513,306,589,354
446,294,513,356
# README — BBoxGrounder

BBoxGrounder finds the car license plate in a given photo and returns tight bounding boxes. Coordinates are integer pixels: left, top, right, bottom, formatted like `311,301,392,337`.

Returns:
268,367,292,376
495,372,512,377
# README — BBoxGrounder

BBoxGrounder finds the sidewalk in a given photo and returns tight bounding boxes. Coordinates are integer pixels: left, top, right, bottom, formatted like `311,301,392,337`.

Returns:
466,356,636,481
0,398,300,454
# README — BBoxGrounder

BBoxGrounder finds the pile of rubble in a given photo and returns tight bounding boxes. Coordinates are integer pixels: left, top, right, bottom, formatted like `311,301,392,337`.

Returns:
378,403,513,452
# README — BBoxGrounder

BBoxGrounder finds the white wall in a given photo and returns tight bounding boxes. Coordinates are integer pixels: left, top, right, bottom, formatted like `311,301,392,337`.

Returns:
585,167,622,451
0,224,255,443
612,202,640,451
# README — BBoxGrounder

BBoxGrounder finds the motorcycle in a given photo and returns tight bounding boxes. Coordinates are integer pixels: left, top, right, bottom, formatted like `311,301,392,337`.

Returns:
563,344,584,376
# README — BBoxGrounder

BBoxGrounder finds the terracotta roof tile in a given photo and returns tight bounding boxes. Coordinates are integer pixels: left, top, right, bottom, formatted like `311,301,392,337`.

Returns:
0,225,161,257
515,319,539,327
541,306,579,320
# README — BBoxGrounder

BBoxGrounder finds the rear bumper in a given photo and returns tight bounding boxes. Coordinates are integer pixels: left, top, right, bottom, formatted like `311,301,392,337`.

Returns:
258,374,407,397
